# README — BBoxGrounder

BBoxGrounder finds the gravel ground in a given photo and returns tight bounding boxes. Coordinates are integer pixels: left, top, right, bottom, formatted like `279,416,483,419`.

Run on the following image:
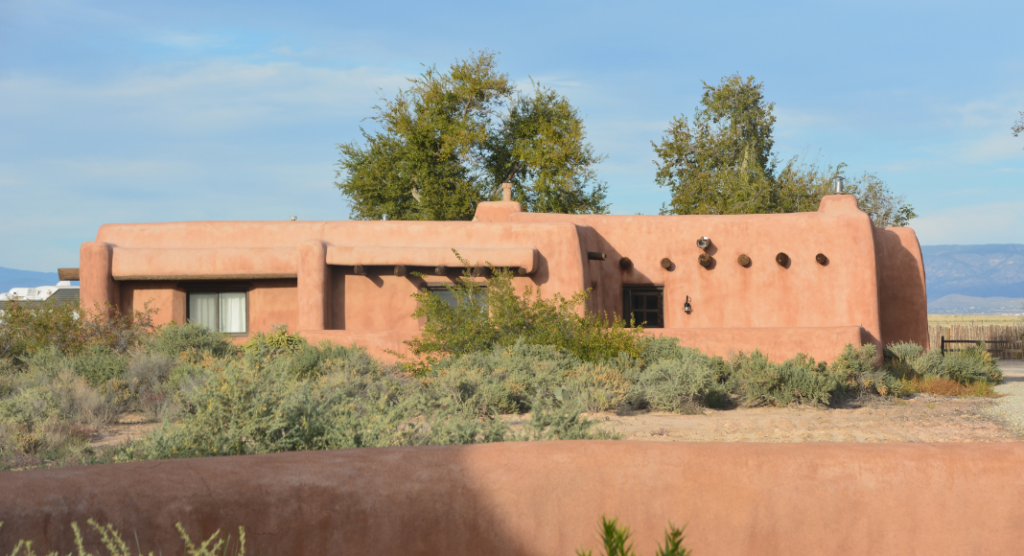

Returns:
985,361,1024,437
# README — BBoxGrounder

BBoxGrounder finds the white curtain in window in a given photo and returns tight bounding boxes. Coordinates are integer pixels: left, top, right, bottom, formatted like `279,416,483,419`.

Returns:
189,293,218,330
219,292,246,333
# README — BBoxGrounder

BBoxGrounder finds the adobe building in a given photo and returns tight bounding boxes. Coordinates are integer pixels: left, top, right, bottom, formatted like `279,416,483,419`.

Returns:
77,191,928,362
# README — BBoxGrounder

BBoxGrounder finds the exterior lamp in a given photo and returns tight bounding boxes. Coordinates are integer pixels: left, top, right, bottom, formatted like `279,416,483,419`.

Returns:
833,176,846,194
696,237,710,250
684,296,692,314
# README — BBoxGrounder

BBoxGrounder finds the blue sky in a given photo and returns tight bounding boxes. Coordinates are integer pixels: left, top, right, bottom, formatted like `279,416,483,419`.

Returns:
2,0,1022,272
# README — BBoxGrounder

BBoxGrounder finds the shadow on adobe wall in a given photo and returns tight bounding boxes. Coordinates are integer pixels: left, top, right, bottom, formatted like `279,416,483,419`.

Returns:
2,442,1023,555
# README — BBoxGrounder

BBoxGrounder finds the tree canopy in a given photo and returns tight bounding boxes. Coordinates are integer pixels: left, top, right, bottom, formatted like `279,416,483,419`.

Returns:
654,74,916,227
335,51,607,220
1014,111,1024,149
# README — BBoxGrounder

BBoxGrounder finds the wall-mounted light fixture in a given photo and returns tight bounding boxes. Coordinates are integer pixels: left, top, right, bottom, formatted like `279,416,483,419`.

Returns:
353,264,366,275
394,265,408,276
697,237,711,250
684,296,692,314
434,265,447,275
738,254,751,267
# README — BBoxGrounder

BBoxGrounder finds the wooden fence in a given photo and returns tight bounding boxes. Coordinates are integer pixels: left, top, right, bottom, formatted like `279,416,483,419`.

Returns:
927,324,1024,359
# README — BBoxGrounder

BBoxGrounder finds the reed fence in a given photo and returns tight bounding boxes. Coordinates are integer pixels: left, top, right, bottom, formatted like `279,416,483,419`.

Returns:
927,324,1024,359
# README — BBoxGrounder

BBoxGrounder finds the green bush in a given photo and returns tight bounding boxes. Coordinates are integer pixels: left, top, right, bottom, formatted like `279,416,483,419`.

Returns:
408,259,648,365
117,353,512,461
241,326,307,357
0,366,110,456
577,516,690,556
149,323,237,362
728,351,846,407
882,341,1002,385
632,350,726,413
0,299,156,367
939,345,1002,384
71,345,128,388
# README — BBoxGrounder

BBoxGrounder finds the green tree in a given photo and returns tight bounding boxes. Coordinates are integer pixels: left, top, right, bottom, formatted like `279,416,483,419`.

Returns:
654,74,916,226
336,51,607,220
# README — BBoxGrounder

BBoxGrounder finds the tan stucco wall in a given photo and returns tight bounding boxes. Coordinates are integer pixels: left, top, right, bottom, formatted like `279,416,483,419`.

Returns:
79,195,928,361
2,442,1021,556
874,227,929,349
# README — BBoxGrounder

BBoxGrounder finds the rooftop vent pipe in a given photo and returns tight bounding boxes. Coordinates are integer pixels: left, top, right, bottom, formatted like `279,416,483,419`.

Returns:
833,176,845,194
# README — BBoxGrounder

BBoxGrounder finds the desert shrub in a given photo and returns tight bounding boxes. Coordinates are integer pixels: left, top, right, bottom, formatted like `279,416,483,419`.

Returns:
125,350,178,421
882,341,1001,385
81,303,158,355
518,395,612,440
70,345,128,388
117,354,511,461
241,326,307,357
728,351,841,407
631,350,725,413
577,516,690,556
0,299,156,367
939,345,1002,384
1,519,246,556
408,262,648,365
429,342,586,415
0,366,110,456
149,322,236,362
0,298,84,361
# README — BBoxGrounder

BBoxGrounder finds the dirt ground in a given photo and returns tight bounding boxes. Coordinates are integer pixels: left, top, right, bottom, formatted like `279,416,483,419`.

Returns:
587,396,1018,443
591,360,1024,443
88,363,1024,449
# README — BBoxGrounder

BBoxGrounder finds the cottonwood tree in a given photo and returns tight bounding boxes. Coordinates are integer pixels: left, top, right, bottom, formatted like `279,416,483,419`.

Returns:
654,74,916,226
336,51,607,220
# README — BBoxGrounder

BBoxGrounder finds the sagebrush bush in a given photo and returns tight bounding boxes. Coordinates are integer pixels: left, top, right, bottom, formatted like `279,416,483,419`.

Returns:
882,341,1002,385
149,323,236,362
939,345,1002,384
632,349,727,413
117,342,515,461
0,366,110,456
125,350,178,421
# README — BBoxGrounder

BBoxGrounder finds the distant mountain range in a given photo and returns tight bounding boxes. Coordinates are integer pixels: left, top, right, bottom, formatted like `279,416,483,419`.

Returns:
922,245,1024,314
0,266,59,294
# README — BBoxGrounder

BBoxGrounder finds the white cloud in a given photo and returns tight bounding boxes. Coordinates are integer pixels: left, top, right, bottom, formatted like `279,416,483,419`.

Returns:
952,133,1024,165
912,201,1024,245
0,59,413,134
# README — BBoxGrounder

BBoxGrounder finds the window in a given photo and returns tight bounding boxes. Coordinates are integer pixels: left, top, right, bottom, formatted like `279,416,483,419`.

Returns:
425,284,487,309
623,286,663,328
188,291,247,334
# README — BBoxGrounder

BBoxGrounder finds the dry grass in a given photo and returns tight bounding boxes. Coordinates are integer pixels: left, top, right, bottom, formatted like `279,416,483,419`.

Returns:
929,314,1024,327
899,376,998,398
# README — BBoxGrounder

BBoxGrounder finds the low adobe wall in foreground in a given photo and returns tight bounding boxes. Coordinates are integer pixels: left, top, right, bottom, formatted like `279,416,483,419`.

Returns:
2,442,1022,555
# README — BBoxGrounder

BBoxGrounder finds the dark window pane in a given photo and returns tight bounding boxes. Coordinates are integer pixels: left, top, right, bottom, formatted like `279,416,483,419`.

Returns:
623,287,664,329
